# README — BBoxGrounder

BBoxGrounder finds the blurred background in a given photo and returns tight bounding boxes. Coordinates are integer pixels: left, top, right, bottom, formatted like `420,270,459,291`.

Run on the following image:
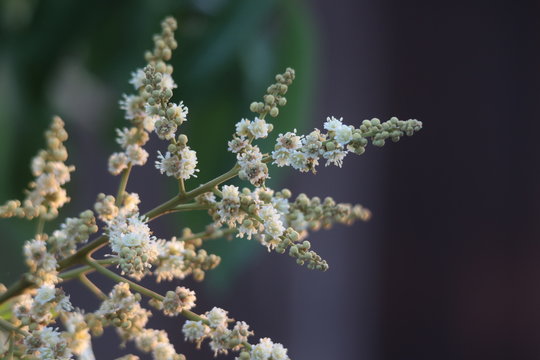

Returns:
1,0,540,359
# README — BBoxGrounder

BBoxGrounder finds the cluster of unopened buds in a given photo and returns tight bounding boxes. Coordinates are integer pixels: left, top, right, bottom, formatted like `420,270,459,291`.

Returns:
0,16,421,360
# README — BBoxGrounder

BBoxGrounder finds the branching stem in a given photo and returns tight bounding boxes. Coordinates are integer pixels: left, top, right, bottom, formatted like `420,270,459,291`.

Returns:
115,163,133,207
78,273,107,300
0,160,249,306
84,257,209,324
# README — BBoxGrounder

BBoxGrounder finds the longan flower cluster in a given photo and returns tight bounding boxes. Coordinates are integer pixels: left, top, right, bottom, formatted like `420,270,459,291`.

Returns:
62,312,93,357
97,283,186,359
134,328,185,360
229,121,272,186
272,116,422,172
23,237,60,285
96,283,150,340
5,283,78,359
107,214,159,280
160,286,196,316
182,307,289,360
153,230,221,282
0,116,73,220
94,192,140,221
13,284,72,327
155,135,199,180
47,210,98,258
112,17,179,176
286,193,372,239
249,68,295,118
209,185,369,270
24,327,72,360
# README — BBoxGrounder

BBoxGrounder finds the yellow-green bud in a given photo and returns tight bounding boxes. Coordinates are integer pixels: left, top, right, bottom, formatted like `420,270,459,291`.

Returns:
178,134,188,145
269,107,279,117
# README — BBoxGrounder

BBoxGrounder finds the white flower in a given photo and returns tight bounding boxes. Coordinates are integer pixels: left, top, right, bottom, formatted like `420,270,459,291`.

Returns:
237,145,263,167
155,151,178,177
153,342,176,360
120,192,140,216
162,286,196,316
324,116,344,132
323,148,347,167
107,214,159,279
108,214,153,252
135,329,167,352
177,146,199,180
264,219,285,240
222,185,240,201
119,94,141,120
116,128,133,149
248,117,271,139
271,343,289,360
35,284,56,304
154,238,186,282
126,145,149,166
169,101,188,124
272,148,292,167
121,233,143,247
276,131,302,150
334,124,353,146
217,185,244,226
259,204,278,221
235,119,251,137
25,327,72,360
238,219,260,240
129,68,146,89
182,320,207,341
108,152,129,175
48,162,72,185
94,193,118,221
143,114,160,132
64,312,92,356
290,151,309,172
260,204,285,240
272,197,290,215
155,148,199,180
161,73,177,91
32,156,46,176
251,338,273,360
227,137,248,153
206,307,228,328
36,174,60,194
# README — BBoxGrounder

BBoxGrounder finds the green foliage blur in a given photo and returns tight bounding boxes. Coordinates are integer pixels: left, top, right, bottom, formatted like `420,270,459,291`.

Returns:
0,0,315,291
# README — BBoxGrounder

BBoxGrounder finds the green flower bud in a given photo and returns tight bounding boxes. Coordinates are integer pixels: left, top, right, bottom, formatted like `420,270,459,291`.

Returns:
269,107,279,117
178,134,188,145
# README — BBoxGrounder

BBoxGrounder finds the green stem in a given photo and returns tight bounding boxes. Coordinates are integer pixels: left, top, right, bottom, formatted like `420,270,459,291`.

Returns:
161,203,211,217
79,273,107,300
179,227,238,243
85,257,163,300
84,258,208,324
59,259,117,281
7,331,14,360
178,178,186,196
0,318,28,336
57,235,109,269
0,161,248,305
144,163,242,220
115,163,133,207
35,217,45,236
0,276,32,304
